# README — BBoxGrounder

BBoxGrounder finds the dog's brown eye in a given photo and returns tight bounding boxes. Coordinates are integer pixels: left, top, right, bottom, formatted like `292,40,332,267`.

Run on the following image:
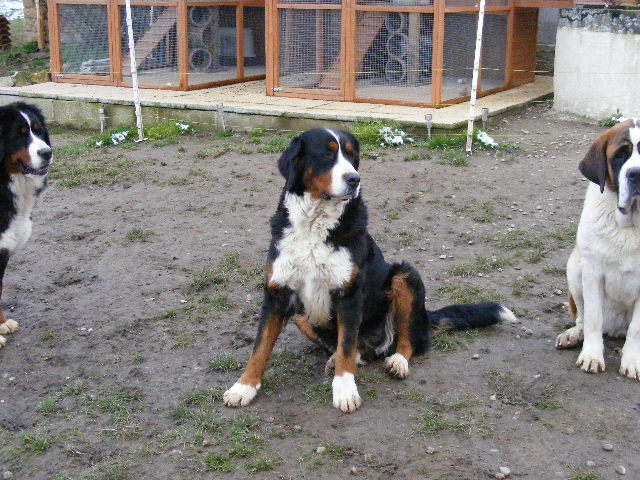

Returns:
33,123,40,132
20,126,28,135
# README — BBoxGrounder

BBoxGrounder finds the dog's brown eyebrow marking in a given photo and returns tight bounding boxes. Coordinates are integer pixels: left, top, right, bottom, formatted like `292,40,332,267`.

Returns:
328,141,338,153
344,143,353,154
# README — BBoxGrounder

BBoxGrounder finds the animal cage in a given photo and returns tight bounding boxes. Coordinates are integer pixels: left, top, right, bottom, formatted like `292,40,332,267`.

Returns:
266,0,558,107
48,0,266,90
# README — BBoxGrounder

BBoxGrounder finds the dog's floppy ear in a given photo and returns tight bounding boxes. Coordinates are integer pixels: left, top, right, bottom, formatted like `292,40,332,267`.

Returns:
579,135,609,194
278,135,304,193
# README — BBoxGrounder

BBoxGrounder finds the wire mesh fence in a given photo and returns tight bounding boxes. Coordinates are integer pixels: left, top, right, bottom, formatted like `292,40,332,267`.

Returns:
58,4,110,77
355,12,434,103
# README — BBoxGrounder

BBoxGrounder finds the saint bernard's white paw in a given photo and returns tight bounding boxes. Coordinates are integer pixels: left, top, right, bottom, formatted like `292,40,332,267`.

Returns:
555,325,583,349
384,353,409,379
223,382,259,408
332,373,362,413
576,345,605,374
619,345,640,381
0,335,5,348
0,319,18,336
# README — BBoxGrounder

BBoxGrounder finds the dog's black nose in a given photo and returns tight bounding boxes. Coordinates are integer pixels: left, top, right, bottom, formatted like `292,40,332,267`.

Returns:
628,168,640,183
344,173,360,187
38,147,52,164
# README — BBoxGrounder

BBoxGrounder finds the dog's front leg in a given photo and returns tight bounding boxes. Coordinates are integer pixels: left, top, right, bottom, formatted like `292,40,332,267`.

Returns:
223,285,291,407
576,261,605,373
0,250,18,348
620,302,640,381
331,289,363,413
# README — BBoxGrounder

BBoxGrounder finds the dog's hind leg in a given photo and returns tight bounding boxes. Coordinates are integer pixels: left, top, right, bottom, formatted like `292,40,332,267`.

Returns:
224,284,292,408
556,248,584,349
0,250,18,348
384,263,428,379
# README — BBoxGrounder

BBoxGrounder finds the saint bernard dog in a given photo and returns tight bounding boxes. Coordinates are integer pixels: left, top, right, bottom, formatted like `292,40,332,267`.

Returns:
224,127,516,412
556,119,640,380
0,102,52,348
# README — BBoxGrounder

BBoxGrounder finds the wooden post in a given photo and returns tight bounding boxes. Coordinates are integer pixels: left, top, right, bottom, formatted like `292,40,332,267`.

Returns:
47,0,61,79
432,0,444,106
35,0,46,50
178,0,188,89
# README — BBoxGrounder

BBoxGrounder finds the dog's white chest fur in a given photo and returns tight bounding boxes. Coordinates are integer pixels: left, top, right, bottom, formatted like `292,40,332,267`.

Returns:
0,174,45,253
270,193,353,324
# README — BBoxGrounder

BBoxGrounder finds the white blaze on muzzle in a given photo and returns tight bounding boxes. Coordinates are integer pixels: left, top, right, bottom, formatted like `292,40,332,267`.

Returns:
326,128,360,198
617,120,640,212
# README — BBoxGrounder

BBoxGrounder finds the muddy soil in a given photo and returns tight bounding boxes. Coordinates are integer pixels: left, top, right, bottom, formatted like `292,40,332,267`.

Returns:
0,102,636,480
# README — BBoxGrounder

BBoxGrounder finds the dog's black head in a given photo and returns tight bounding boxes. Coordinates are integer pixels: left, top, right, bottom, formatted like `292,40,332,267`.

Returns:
278,128,360,200
0,102,52,177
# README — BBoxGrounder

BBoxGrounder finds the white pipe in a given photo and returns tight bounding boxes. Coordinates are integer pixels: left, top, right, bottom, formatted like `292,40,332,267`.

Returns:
125,0,145,142
465,0,487,153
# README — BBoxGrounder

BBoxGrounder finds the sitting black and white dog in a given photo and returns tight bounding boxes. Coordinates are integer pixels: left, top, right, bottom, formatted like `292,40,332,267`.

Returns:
0,102,52,348
223,127,515,412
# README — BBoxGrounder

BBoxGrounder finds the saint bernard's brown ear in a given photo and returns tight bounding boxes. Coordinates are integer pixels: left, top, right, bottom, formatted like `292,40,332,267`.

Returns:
579,135,609,194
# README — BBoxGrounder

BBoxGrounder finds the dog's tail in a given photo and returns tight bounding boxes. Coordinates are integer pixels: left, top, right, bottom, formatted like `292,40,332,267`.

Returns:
429,303,517,336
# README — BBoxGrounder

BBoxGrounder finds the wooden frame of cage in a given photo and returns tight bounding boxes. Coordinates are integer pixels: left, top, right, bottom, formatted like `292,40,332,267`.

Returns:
48,0,267,90
265,0,572,107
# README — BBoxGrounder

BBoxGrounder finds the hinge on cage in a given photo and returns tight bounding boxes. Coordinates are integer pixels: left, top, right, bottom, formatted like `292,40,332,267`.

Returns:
272,87,282,92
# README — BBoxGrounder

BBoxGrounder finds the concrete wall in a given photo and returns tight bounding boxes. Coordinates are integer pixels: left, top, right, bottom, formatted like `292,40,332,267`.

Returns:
554,27,640,120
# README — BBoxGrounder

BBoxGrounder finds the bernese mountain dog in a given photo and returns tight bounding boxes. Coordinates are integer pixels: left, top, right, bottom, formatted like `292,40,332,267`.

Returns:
224,127,515,412
0,102,52,348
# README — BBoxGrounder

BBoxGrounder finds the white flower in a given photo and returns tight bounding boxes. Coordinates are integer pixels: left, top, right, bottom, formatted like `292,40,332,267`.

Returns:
476,130,498,148
110,130,129,145
176,122,191,132
95,140,104,147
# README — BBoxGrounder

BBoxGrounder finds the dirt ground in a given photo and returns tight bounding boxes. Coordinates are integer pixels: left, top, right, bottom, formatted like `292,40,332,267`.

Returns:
0,101,636,480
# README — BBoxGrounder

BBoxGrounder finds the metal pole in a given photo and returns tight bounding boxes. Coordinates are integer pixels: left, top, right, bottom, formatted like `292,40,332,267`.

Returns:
465,0,486,154
125,0,145,142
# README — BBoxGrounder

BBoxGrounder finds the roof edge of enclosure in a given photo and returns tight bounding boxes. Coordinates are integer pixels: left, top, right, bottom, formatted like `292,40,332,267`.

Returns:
48,0,580,107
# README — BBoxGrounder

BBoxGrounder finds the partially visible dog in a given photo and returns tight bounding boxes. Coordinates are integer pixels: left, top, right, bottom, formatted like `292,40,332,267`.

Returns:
0,102,52,348
223,127,516,412
556,119,640,380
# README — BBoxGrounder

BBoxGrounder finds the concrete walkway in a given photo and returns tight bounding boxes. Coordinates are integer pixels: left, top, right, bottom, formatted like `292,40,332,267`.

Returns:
0,77,553,131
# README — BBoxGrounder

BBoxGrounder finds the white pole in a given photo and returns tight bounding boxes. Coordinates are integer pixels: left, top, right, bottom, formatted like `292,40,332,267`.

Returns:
125,0,145,142
465,0,487,153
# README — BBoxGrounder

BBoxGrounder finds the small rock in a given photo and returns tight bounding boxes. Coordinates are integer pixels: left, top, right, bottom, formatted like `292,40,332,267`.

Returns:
293,424,302,431
363,454,374,464
472,354,480,360
266,416,275,423
554,289,563,295
3,471,13,480
316,446,326,454
516,334,521,339
350,466,358,475
201,439,210,448
425,447,436,454
490,394,497,401
587,461,596,468
439,254,447,259
603,443,614,451
616,466,626,475
500,466,511,476
524,329,533,336
495,474,506,480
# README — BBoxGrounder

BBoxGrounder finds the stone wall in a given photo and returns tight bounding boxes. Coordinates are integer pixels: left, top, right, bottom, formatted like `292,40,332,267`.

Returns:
22,0,47,44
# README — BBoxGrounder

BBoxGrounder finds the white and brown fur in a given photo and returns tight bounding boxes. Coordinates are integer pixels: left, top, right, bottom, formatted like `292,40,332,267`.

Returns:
223,128,516,412
0,102,52,348
556,119,640,380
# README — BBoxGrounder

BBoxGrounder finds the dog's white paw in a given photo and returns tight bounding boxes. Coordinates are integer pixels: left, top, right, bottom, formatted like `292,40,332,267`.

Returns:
0,319,18,336
619,347,640,381
576,346,605,374
0,335,5,348
555,325,583,349
223,382,259,408
384,353,409,379
332,373,362,413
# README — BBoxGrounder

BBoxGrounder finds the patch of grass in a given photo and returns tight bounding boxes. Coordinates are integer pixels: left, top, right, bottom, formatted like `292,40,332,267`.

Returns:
423,132,466,150
78,461,130,480
399,387,424,402
21,432,53,453
181,388,223,406
599,112,624,127
433,285,503,304
145,122,194,139
570,472,600,480
439,148,468,166
249,127,268,139
152,138,178,148
497,229,545,251
38,395,61,414
542,264,566,275
132,354,144,365
257,137,290,154
446,256,509,277
454,199,502,223
204,453,234,472
213,295,231,311
432,329,482,351
189,252,262,292
123,227,152,245
209,354,244,373
40,331,54,341
396,230,420,247
92,388,143,426
324,442,350,460
171,331,202,349
512,275,538,297
246,456,283,474
403,152,431,162
351,121,400,147
415,408,466,435
303,382,332,404
534,384,560,411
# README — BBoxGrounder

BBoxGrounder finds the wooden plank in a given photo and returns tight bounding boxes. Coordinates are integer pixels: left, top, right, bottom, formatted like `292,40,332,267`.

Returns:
237,5,245,78
48,1,62,80
355,5,434,12
265,0,275,94
178,0,188,89
508,7,537,87
109,0,121,84
504,3,513,86
343,0,354,100
432,0,445,106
